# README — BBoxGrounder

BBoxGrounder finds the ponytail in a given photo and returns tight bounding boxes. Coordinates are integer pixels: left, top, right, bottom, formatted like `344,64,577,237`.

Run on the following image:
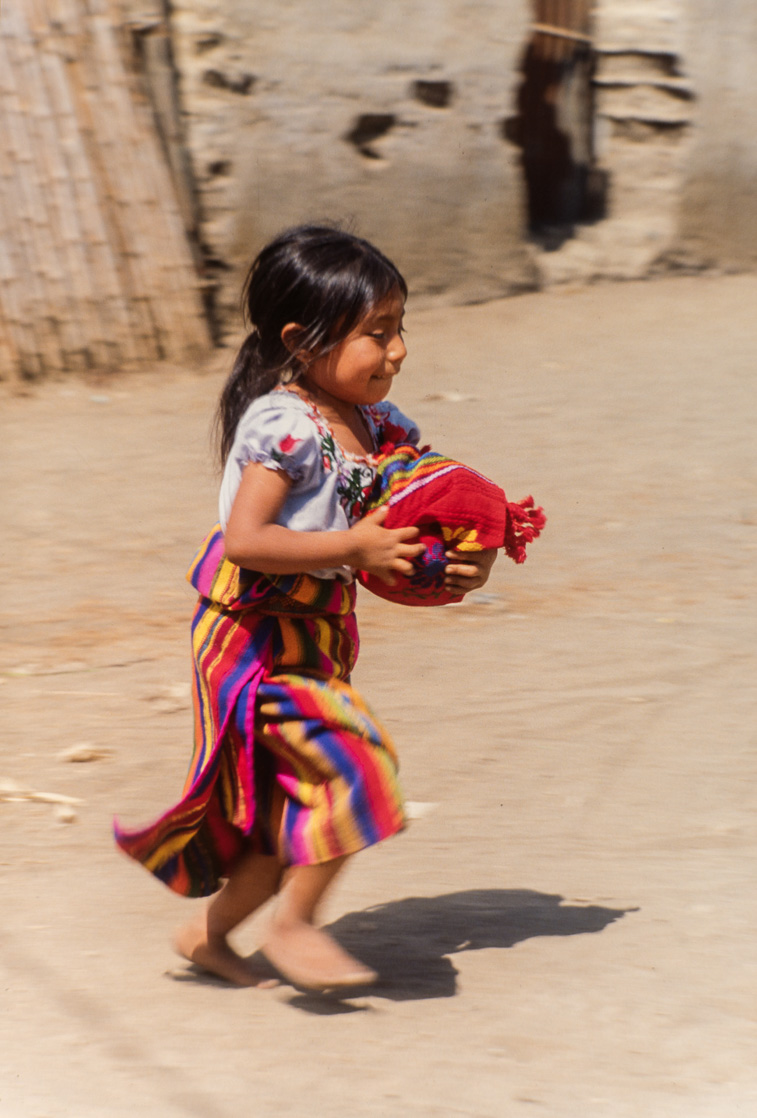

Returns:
214,329,295,468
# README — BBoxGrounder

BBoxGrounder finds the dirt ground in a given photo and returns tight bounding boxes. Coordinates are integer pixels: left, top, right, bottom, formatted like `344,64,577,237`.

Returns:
1,274,756,1118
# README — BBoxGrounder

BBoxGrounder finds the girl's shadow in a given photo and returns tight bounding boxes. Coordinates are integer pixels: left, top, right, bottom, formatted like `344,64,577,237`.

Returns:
301,888,635,1005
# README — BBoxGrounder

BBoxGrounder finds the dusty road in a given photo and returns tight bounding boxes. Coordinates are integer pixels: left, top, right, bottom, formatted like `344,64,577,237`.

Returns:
1,274,756,1117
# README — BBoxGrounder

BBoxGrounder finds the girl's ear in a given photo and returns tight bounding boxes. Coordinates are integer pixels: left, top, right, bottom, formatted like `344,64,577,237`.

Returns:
281,323,307,357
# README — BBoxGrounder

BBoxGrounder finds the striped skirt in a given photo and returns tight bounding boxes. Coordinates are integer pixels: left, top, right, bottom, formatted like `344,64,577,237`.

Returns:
114,528,405,897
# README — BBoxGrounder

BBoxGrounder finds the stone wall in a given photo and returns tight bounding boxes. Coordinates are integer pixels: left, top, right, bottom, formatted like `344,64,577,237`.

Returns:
533,0,697,285
510,0,757,284
138,0,757,326
676,0,757,271
168,0,538,324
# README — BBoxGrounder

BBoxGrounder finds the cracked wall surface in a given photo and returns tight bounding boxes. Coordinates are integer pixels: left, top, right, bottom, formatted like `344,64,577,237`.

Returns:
167,0,537,324
125,0,757,327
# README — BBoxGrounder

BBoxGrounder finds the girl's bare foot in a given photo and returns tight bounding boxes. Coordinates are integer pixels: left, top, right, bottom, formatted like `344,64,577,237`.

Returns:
261,919,378,991
173,915,277,988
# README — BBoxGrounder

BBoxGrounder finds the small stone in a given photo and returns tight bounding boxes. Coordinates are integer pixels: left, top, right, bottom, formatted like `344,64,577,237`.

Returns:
0,777,24,801
54,804,78,824
146,682,192,713
405,801,437,820
423,390,478,403
58,743,110,763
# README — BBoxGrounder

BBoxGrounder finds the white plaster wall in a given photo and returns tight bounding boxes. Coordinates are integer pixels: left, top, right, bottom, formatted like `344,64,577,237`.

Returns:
159,0,757,312
676,0,757,269
169,0,537,322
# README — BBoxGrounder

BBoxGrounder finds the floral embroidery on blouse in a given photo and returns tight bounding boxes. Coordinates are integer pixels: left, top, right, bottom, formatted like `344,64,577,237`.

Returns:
275,394,392,521
218,389,420,579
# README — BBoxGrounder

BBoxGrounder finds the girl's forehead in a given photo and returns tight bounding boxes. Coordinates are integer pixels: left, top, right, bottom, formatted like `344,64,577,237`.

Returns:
364,289,405,321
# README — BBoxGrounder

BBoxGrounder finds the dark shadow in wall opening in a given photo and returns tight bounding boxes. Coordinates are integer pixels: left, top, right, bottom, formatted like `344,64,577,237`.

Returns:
504,2,608,250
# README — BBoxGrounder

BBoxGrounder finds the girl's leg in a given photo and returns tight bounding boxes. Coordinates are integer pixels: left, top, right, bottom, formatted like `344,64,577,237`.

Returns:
174,850,282,987
262,855,378,990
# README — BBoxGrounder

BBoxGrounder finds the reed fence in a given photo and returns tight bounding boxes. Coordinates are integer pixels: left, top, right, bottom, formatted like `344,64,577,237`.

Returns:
0,0,211,379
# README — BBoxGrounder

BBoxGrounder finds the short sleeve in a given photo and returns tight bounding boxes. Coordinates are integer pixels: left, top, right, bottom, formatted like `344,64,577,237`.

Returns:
232,397,322,487
218,394,324,530
366,400,421,448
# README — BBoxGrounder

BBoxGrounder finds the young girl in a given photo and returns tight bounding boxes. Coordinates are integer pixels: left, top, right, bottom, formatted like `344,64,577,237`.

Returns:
115,225,496,991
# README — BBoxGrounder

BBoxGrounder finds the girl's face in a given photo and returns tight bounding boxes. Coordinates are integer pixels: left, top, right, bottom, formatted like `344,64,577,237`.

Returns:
300,289,407,407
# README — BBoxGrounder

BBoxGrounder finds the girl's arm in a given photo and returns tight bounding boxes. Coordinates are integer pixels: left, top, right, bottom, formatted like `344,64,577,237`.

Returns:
224,462,425,584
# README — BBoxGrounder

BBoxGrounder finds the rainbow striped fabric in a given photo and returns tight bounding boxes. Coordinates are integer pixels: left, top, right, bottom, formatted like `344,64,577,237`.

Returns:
114,527,405,897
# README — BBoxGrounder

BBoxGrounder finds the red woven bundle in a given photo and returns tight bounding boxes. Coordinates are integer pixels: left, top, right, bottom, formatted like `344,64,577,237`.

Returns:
357,445,546,607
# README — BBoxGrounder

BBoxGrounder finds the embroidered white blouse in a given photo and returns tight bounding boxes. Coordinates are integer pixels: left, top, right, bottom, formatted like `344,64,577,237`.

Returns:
219,389,420,580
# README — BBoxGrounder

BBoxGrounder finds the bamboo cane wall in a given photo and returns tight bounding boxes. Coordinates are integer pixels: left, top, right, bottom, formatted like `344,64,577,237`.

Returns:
0,0,211,379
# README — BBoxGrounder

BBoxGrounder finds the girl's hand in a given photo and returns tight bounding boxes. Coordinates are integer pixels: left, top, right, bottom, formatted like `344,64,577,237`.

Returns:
444,547,498,596
350,506,425,585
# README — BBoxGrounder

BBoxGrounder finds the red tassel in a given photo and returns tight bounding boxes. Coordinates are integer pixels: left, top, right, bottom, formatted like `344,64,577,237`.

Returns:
503,496,546,564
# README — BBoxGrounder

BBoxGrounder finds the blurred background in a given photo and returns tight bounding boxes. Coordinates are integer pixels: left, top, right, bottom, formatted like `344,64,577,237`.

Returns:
1,0,756,377
3,6,757,1115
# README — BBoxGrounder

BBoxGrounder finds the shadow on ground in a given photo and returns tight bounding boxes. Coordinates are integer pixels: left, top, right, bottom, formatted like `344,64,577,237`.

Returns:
279,888,635,1012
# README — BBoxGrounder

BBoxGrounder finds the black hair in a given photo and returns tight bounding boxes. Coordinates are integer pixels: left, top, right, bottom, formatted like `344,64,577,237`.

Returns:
215,224,407,467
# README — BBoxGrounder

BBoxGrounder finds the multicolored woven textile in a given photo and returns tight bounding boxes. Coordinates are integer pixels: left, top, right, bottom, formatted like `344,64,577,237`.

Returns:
357,444,546,606
114,527,405,897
